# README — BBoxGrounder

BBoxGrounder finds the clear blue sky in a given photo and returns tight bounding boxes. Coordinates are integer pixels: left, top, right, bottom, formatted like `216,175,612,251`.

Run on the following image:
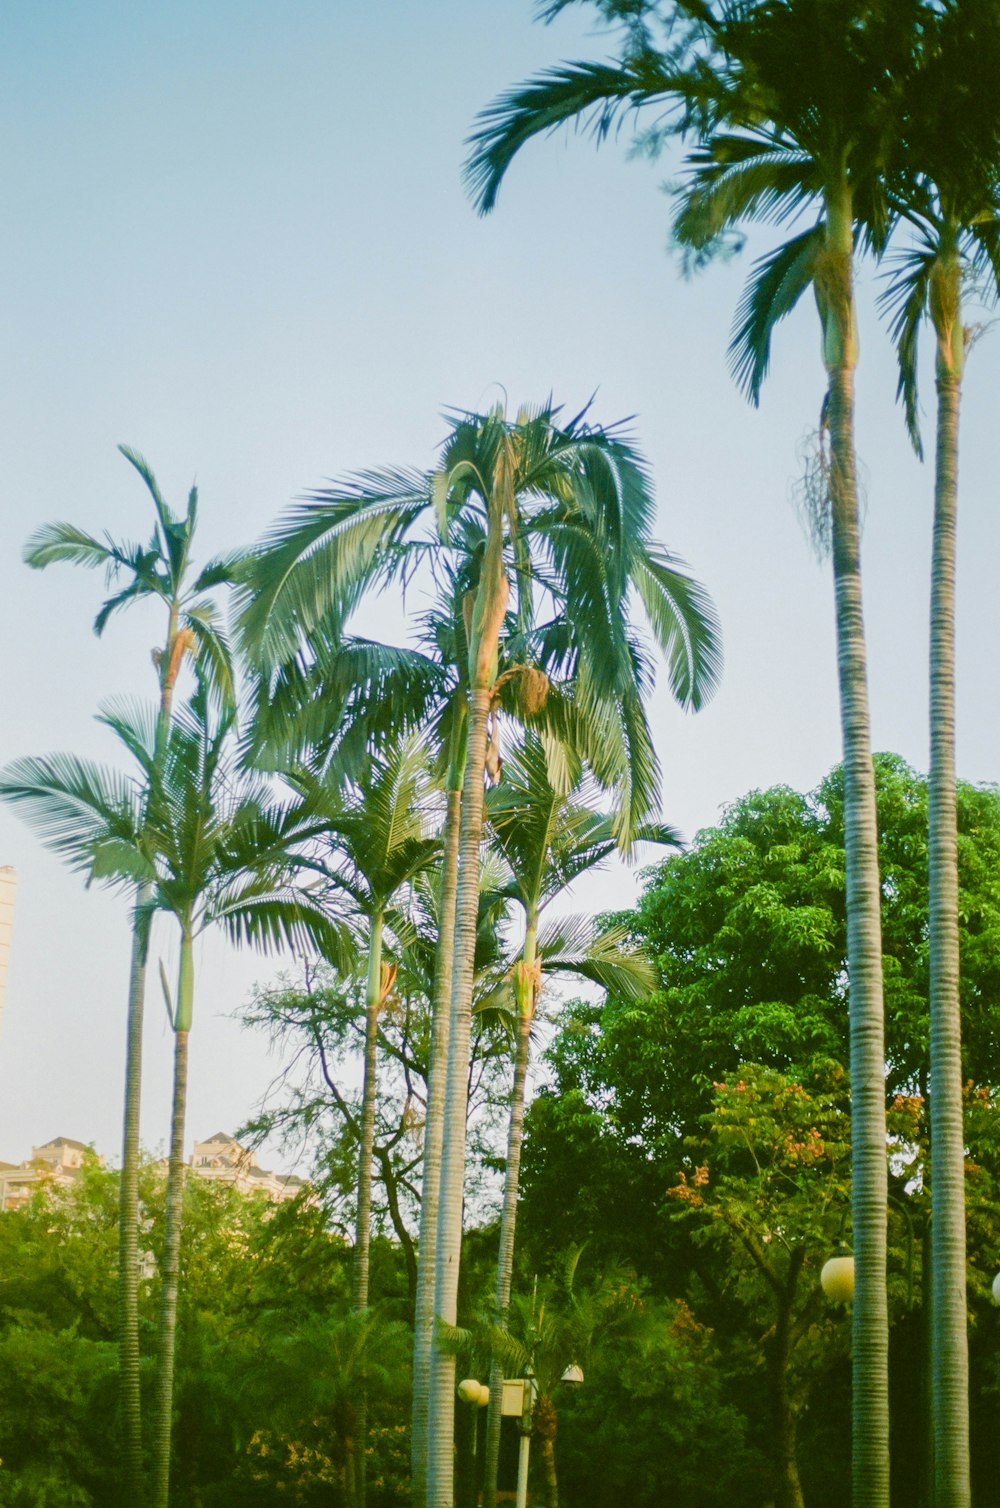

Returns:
1,1,997,1171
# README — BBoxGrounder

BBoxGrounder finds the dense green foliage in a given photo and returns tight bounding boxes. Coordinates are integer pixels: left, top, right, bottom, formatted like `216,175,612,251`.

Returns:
516,760,1000,1504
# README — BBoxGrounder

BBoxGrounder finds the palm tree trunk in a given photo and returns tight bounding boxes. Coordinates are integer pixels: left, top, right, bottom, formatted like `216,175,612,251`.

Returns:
354,909,385,1312
928,263,969,1508
534,1394,559,1508
483,917,537,1508
119,665,177,1505
412,777,463,1507
821,179,889,1508
119,894,151,1505
428,526,510,1508
152,931,193,1508
352,908,385,1508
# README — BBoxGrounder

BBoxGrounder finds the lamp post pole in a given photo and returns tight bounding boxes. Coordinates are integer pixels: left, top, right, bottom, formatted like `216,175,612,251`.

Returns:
514,1366,536,1508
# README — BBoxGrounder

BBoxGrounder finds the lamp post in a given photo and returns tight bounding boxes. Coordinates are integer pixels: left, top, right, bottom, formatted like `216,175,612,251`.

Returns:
458,1379,490,1508
514,1364,537,1508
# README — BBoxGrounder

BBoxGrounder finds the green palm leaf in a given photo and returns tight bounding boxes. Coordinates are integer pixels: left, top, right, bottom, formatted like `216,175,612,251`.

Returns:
465,54,682,214
727,222,824,402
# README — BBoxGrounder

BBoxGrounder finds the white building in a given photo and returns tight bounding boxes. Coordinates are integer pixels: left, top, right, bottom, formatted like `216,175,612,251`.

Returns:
0,1132,308,1212
0,867,16,1037
189,1131,309,1203
0,1136,99,1211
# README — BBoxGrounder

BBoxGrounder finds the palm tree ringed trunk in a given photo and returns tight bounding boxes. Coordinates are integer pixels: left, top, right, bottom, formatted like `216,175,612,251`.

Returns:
927,244,970,1508
820,177,890,1508
352,906,386,1508
118,902,151,1505
151,928,193,1508
119,609,181,1505
483,917,538,1508
412,760,464,1508
427,518,510,1508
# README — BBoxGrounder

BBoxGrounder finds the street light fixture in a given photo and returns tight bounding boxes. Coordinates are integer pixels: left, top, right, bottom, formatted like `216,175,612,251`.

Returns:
820,1245,856,1303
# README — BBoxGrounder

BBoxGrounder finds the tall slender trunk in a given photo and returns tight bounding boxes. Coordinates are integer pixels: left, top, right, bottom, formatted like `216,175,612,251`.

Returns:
118,897,151,1506
152,930,193,1508
769,1255,806,1508
412,777,464,1507
352,908,385,1508
534,1394,559,1508
821,179,889,1508
428,520,510,1508
118,634,178,1504
483,916,538,1508
928,249,969,1508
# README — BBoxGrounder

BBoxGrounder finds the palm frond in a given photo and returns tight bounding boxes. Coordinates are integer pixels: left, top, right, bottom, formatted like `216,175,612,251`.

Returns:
236,471,431,670
632,544,722,711
210,885,355,969
23,522,119,573
537,916,656,1001
465,54,681,214
0,753,143,879
183,609,236,710
673,133,818,250
877,240,936,458
728,222,824,403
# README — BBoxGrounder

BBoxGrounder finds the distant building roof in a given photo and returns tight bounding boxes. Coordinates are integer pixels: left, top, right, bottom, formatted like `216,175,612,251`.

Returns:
202,1132,235,1144
36,1137,88,1152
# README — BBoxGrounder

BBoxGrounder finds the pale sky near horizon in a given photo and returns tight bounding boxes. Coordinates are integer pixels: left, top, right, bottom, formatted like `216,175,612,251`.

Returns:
1,1,998,1177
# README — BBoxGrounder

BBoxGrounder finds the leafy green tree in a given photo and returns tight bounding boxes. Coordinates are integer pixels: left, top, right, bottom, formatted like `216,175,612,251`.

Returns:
520,757,1000,1501
22,445,234,1500
525,759,1000,1175
0,1157,120,1507
666,1062,855,1508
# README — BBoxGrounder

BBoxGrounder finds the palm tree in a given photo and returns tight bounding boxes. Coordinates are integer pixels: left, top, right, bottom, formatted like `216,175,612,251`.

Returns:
0,680,347,1508
242,571,469,1508
466,11,927,1498
480,735,672,1508
236,400,720,1508
22,445,234,1501
877,9,1000,1500
286,733,440,1508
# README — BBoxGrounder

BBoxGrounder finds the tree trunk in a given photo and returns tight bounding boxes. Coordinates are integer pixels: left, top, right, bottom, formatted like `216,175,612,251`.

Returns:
428,524,509,1508
411,778,463,1507
534,1394,559,1508
151,931,193,1508
352,908,385,1508
768,1258,806,1508
354,909,385,1312
928,252,969,1508
484,919,537,1508
118,656,177,1505
821,179,889,1508
118,893,150,1506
